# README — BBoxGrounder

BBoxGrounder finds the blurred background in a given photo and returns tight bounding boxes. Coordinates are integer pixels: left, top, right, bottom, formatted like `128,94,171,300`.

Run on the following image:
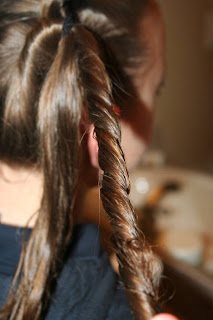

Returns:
130,1,213,318
149,0,213,173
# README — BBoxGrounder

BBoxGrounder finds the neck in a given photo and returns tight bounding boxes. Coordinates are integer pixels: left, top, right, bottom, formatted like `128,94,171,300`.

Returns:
0,161,43,228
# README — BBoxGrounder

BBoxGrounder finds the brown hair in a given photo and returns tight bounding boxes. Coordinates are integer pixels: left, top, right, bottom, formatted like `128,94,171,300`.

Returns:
0,0,162,319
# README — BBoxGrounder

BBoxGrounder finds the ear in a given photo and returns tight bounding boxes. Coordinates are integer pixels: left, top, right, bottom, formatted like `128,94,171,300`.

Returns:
87,124,99,168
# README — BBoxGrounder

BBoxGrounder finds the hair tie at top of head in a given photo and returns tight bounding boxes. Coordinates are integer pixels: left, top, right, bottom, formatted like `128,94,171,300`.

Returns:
62,14,78,37
62,0,88,37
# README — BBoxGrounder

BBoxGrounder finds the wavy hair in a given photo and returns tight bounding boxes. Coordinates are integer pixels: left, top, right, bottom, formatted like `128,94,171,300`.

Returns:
0,0,162,319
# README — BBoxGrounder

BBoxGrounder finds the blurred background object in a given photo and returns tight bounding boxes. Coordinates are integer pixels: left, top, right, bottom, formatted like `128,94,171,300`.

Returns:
130,167,213,267
130,167,213,319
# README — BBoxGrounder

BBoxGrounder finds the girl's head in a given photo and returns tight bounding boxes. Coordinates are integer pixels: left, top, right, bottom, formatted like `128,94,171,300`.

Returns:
0,0,165,167
0,0,165,319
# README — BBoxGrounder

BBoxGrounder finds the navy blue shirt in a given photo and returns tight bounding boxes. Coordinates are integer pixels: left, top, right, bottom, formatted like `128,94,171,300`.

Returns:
0,224,133,320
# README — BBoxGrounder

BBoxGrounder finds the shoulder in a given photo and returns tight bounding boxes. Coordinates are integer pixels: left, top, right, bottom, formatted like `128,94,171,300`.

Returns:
46,224,133,320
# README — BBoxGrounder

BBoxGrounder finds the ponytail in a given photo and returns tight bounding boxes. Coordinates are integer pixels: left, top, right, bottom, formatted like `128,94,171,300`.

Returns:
78,28,162,319
0,4,84,319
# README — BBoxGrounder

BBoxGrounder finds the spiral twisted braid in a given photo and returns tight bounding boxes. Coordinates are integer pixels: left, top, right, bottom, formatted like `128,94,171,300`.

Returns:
79,28,162,320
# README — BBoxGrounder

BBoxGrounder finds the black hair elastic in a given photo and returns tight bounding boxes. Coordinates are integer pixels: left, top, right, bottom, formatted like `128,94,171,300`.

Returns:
61,13,78,37
62,0,88,37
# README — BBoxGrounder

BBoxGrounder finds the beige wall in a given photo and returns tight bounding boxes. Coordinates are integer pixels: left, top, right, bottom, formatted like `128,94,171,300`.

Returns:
153,0,213,172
